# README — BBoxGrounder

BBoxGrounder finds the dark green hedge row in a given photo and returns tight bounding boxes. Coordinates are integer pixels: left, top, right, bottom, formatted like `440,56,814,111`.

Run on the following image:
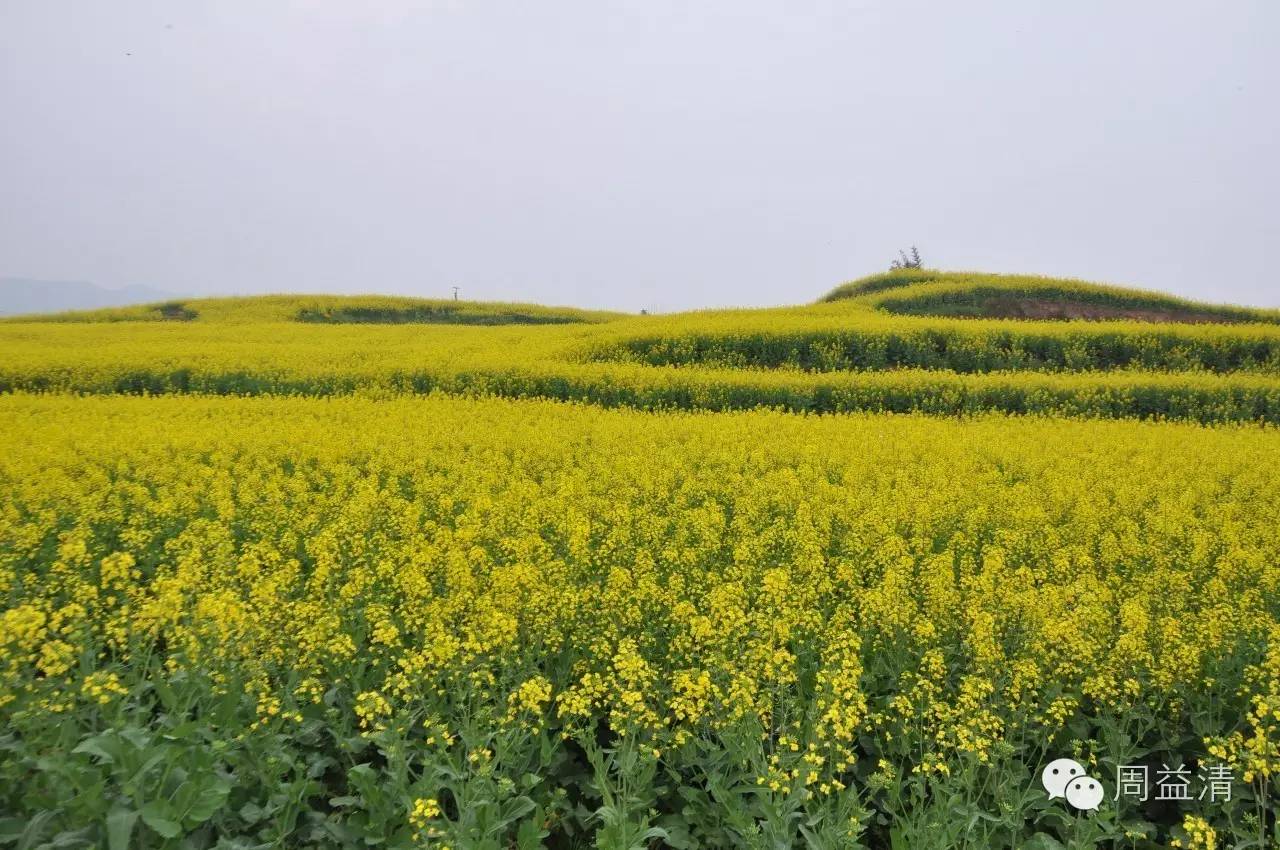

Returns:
4,367,1280,424
596,328,1280,374
876,286,1280,324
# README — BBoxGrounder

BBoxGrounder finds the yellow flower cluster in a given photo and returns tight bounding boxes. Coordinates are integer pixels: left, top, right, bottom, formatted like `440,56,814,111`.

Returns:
1205,625,1280,786
80,671,127,705
1172,814,1218,849
506,675,552,726
354,691,392,731
409,796,441,827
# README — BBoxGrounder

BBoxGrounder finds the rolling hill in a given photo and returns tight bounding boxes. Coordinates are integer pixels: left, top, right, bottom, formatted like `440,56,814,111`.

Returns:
2,271,1279,423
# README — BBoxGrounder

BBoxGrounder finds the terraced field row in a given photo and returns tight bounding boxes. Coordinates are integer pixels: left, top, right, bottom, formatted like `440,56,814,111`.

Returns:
4,304,1280,422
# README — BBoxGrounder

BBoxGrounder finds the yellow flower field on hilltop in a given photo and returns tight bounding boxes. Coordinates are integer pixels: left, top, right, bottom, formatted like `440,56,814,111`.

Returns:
3,272,1280,424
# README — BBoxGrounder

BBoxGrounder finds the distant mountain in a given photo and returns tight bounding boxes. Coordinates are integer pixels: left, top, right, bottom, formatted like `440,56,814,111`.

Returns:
0,278,181,316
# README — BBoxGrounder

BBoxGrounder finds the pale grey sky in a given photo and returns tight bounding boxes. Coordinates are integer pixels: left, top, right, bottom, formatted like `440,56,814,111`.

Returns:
2,1,1277,312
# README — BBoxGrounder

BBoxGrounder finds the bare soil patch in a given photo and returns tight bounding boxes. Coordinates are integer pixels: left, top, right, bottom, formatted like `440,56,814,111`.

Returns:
980,297,1246,324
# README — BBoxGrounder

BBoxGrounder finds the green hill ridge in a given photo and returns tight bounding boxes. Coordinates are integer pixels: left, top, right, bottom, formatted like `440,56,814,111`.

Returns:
3,271,1280,423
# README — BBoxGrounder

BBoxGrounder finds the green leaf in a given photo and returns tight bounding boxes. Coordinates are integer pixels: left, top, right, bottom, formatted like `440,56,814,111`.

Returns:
326,797,359,808
1021,834,1067,850
515,814,547,850
72,735,117,764
161,721,198,742
494,796,536,831
44,828,95,848
237,802,266,824
106,809,137,850
139,801,182,839
127,752,168,785
15,812,56,850
0,818,24,844
185,781,231,824
150,677,178,711
119,727,151,751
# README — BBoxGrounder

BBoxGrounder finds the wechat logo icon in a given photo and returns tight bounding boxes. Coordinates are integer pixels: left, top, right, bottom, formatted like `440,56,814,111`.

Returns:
1042,758,1104,812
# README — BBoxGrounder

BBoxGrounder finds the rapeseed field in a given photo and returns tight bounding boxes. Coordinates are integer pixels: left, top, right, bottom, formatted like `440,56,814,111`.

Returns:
2,273,1279,848
3,273,1280,423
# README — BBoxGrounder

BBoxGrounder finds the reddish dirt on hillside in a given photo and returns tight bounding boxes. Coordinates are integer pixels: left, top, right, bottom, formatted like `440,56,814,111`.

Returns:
981,298,1246,324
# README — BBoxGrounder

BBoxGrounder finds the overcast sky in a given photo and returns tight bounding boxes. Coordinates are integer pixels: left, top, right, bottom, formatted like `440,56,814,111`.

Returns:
2,2,1276,312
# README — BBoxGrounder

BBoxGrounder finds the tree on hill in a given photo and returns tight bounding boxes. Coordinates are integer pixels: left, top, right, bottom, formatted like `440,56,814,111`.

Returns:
891,246,923,270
